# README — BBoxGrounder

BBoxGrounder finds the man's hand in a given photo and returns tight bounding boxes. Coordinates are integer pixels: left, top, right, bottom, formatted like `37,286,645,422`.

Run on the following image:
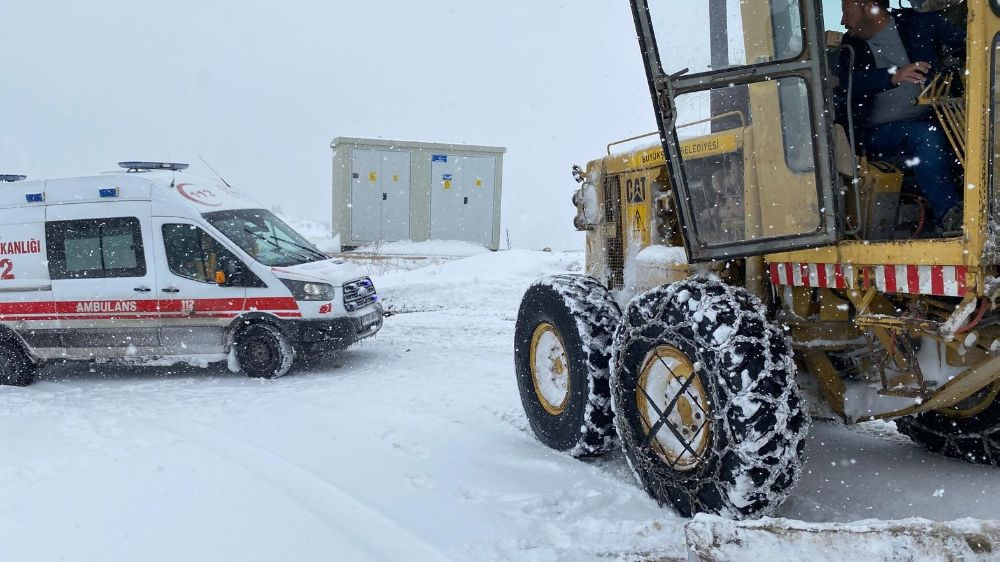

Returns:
891,61,931,86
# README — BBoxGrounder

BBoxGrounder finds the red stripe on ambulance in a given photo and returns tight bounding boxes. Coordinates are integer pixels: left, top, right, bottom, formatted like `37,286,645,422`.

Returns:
0,297,301,320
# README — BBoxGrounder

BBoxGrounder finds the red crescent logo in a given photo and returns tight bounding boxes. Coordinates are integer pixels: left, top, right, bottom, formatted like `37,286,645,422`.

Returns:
176,183,223,207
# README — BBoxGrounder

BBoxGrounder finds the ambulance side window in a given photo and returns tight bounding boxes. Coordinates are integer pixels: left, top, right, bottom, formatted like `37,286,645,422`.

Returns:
45,217,146,279
162,224,236,283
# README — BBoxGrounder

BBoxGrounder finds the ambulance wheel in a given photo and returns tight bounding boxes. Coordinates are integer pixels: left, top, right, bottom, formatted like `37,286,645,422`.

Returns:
610,278,809,519
234,324,294,379
514,274,622,457
0,341,36,386
897,383,1000,465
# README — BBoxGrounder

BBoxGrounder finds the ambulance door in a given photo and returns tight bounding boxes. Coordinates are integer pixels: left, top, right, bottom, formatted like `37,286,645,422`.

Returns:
0,200,59,355
45,202,161,355
153,218,248,354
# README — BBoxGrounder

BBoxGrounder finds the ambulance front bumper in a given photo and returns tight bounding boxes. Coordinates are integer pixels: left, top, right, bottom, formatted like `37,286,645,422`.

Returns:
291,305,383,353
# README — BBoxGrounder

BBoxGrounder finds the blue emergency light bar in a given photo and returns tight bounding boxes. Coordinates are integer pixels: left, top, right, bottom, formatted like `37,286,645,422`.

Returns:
118,161,189,172
0,175,26,183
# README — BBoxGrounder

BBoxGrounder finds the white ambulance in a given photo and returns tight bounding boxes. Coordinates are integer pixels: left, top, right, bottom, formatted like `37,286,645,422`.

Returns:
0,163,382,385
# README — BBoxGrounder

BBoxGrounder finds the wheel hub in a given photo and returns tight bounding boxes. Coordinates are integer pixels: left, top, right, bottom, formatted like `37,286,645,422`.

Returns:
636,345,711,471
530,323,571,415
247,337,276,370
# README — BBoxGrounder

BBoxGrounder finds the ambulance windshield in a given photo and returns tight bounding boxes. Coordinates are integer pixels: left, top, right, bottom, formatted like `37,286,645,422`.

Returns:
203,209,328,267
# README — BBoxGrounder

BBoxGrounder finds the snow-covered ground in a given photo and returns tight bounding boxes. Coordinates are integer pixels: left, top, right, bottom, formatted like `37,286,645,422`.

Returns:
1,250,998,561
354,239,491,257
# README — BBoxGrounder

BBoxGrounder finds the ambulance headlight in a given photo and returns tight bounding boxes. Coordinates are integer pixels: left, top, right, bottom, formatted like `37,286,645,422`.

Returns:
281,279,335,301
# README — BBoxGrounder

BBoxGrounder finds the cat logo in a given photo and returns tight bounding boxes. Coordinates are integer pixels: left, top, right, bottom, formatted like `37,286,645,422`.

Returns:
627,181,645,204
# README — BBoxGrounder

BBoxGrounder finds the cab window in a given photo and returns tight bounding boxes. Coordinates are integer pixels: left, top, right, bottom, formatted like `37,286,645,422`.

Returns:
46,217,146,279
162,224,239,283
822,0,846,31
648,0,805,76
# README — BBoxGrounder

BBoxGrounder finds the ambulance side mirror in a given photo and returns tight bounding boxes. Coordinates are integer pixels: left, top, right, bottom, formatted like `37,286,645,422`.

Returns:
216,257,241,287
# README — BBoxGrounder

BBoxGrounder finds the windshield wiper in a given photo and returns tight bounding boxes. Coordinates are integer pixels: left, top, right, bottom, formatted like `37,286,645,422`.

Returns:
243,228,316,264
270,233,329,262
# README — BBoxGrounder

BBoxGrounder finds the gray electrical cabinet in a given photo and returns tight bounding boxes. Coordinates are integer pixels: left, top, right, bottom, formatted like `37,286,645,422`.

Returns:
332,137,505,251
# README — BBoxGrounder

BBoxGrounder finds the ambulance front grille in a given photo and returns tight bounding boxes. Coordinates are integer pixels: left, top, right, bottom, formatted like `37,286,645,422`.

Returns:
343,277,378,312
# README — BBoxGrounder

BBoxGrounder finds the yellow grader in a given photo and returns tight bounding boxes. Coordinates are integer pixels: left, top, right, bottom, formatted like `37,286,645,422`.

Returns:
514,0,1000,520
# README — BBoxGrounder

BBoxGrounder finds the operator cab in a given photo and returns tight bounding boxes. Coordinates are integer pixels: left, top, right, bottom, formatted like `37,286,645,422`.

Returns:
632,0,974,261
822,0,968,240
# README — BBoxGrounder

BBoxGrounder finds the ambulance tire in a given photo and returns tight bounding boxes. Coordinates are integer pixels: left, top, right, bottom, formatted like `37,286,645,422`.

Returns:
234,323,295,379
0,341,36,386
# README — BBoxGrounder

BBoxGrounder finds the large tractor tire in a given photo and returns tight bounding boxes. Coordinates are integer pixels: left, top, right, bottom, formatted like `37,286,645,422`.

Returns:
514,274,622,457
896,382,1000,465
610,278,809,519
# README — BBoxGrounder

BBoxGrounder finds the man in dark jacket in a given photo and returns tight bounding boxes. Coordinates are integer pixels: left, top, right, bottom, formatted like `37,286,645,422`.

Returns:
838,0,966,231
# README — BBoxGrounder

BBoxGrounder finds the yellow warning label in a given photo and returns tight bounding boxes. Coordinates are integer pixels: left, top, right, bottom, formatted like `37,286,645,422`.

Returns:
444,180,452,190
624,172,651,248
475,179,482,187
627,204,650,247
393,175,400,182
368,172,377,183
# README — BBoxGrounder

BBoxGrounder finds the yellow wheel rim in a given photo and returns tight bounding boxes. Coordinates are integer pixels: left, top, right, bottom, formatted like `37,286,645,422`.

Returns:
937,381,1000,419
530,323,571,416
636,345,711,471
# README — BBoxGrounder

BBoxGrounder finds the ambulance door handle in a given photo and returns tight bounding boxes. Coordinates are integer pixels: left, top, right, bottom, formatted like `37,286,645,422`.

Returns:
162,287,181,293
134,286,151,292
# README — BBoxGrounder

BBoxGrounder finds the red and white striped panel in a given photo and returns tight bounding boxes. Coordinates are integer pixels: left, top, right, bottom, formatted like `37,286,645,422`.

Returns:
871,264,967,297
769,262,853,289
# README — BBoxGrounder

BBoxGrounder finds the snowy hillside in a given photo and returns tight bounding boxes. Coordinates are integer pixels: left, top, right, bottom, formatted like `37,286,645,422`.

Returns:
1,250,998,561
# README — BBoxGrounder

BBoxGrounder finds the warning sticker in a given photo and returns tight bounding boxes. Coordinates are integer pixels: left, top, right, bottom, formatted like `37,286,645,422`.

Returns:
475,179,482,187
444,181,452,190
368,172,377,183
392,175,400,182
627,182,645,203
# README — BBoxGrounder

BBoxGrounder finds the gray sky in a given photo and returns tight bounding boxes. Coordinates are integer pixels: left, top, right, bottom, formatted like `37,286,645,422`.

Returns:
1,1,847,250
2,1,656,250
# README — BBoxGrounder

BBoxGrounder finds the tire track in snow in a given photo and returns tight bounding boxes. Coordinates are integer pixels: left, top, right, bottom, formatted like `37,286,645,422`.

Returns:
146,419,452,562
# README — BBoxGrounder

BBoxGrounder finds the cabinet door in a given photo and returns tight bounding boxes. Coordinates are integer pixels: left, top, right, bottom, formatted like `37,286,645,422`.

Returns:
430,155,463,241
45,202,161,355
379,150,411,242
350,148,383,242
458,156,496,246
